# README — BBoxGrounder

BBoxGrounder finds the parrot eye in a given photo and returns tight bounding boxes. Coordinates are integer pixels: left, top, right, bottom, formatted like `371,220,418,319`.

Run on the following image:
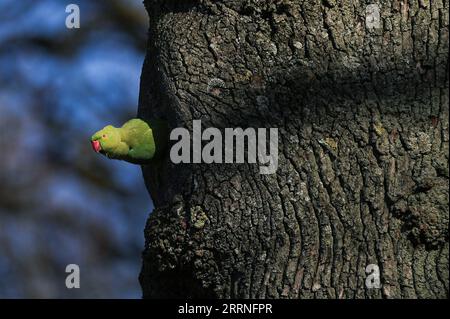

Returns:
103,134,107,138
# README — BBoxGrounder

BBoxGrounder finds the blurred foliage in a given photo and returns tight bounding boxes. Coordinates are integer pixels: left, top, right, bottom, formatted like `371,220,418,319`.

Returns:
0,0,151,298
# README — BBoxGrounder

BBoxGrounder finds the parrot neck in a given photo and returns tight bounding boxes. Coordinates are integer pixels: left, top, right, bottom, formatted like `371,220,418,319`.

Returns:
111,141,130,157
119,126,133,142
111,129,131,157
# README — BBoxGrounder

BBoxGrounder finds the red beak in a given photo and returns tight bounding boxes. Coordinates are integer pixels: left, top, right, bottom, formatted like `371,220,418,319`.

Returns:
91,140,101,153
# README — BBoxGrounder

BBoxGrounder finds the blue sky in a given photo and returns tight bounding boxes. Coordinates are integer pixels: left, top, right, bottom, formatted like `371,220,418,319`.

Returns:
0,0,151,298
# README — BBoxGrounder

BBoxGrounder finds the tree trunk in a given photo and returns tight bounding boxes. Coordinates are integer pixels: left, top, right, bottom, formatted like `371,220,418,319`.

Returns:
138,0,449,298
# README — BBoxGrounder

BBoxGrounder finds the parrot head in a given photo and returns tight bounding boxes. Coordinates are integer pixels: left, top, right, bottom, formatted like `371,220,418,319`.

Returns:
91,125,121,156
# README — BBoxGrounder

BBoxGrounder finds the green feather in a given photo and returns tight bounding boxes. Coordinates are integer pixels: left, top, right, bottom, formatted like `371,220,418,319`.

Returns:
91,118,167,165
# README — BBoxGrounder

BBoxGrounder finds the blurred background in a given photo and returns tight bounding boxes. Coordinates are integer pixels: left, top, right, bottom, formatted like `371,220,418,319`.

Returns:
0,0,151,298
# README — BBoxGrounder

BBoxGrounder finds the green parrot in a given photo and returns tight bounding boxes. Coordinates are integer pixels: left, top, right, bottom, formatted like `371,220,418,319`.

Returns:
91,118,167,165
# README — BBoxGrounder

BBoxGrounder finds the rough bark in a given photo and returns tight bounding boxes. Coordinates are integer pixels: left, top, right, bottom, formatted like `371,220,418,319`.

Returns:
138,0,449,298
